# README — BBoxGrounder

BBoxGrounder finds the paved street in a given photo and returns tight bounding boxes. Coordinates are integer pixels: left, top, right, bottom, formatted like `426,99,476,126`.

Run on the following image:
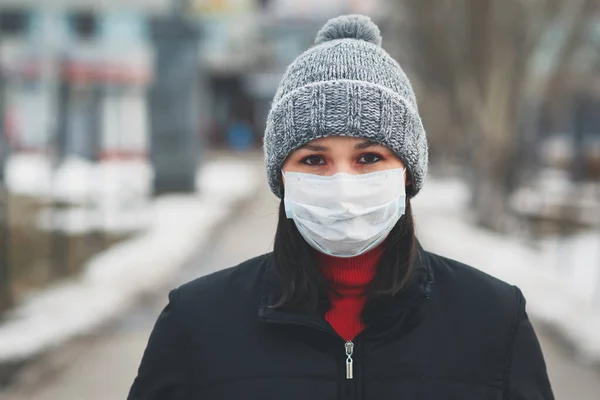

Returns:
3,175,600,400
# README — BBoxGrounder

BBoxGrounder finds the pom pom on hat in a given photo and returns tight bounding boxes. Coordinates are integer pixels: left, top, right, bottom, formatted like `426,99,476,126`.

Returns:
315,14,382,47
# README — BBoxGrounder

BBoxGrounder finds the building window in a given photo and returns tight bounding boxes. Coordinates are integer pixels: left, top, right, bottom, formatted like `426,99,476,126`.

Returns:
257,0,271,10
0,9,30,37
70,11,98,40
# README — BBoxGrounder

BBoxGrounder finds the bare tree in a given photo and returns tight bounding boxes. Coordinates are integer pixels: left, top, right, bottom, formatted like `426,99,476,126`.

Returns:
388,0,598,231
0,34,12,313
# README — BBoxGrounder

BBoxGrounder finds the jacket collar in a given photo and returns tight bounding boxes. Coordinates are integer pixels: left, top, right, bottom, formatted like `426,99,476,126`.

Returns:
258,242,435,339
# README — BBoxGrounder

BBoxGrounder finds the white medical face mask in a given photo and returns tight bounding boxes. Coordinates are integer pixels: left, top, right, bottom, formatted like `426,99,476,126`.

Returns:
283,168,406,258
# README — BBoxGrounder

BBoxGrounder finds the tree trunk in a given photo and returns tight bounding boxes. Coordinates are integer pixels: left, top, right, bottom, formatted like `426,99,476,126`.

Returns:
468,115,520,233
0,187,12,314
0,37,13,313
471,166,514,232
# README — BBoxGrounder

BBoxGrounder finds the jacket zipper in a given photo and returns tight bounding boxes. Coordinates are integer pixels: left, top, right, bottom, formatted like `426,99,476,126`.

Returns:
345,341,354,380
261,294,429,398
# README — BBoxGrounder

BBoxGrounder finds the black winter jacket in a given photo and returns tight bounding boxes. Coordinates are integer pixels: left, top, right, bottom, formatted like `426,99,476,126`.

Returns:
128,249,554,400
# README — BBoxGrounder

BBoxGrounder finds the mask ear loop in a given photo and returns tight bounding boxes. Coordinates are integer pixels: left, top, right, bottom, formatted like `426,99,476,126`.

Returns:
280,170,287,196
280,170,294,219
402,168,415,196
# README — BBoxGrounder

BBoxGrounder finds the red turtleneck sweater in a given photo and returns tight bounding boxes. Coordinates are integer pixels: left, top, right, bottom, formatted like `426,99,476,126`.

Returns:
315,245,383,341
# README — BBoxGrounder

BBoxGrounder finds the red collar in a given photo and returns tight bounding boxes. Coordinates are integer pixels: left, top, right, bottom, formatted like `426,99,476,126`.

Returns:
315,245,383,296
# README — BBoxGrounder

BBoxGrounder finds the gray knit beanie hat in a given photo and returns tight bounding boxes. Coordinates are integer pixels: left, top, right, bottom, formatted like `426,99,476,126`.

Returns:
263,14,428,198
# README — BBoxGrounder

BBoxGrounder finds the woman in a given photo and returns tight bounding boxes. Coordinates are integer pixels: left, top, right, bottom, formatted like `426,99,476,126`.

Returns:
129,15,554,399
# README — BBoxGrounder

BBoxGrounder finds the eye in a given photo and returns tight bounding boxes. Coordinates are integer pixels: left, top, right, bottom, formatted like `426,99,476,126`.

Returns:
358,153,383,164
301,155,326,166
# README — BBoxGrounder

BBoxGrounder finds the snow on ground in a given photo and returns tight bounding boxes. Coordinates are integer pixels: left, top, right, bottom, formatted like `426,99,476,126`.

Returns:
0,154,261,363
6,154,153,234
510,169,600,227
4,153,53,198
5,154,153,205
413,177,600,363
35,206,153,235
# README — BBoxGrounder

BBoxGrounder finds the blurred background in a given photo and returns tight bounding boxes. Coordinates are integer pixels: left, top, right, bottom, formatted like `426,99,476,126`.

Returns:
0,0,599,399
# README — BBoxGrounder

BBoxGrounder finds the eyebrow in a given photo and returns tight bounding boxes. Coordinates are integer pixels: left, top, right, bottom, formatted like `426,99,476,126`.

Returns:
354,140,379,150
299,140,379,152
301,144,329,151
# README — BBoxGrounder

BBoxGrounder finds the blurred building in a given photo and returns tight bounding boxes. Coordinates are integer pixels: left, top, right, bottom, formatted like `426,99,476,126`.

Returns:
0,0,159,161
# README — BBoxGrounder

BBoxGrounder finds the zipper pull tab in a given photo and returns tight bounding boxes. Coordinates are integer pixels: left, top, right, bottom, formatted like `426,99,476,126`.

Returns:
345,341,354,380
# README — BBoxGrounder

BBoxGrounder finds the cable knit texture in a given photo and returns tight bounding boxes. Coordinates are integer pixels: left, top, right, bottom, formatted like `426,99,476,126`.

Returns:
263,14,428,198
316,244,383,341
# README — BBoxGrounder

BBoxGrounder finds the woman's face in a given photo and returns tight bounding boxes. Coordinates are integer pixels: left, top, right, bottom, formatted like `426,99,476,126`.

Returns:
282,136,408,181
